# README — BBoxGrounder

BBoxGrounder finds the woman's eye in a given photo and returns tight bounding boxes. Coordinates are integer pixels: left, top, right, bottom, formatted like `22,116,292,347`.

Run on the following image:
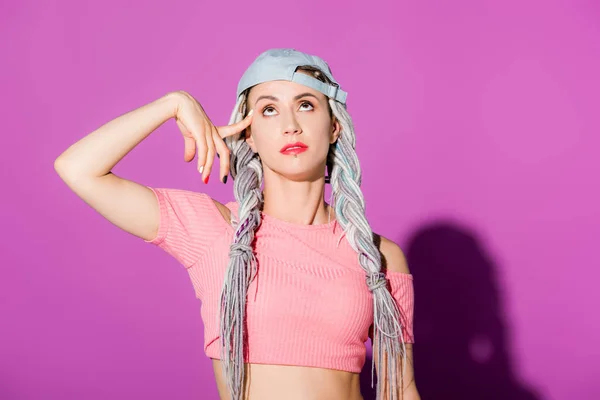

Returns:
263,106,276,116
262,102,313,116
299,101,314,111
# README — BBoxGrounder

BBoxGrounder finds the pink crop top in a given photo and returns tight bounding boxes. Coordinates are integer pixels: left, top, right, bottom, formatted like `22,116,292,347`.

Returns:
144,187,414,373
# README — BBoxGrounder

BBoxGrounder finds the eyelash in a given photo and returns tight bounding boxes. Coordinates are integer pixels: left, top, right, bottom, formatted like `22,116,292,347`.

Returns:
262,101,314,116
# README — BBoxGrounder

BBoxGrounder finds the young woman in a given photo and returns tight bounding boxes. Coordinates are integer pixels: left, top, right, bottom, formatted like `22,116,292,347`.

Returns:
55,48,420,400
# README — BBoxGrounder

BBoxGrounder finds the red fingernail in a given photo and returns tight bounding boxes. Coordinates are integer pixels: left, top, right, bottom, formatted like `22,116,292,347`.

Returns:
203,175,209,184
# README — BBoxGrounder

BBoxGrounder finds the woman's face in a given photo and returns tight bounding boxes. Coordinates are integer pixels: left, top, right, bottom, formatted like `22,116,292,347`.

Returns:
244,76,341,183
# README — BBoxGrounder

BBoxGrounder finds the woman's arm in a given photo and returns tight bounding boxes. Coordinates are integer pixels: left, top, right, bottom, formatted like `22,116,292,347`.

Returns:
372,333,420,399
390,344,420,399
374,235,421,399
54,93,180,241
54,91,253,242
55,93,179,181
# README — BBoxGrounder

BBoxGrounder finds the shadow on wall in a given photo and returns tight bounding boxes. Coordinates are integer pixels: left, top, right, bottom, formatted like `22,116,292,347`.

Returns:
360,221,542,400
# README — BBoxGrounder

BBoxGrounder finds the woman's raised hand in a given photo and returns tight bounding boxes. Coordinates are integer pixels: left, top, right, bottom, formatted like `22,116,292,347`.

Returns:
173,90,254,184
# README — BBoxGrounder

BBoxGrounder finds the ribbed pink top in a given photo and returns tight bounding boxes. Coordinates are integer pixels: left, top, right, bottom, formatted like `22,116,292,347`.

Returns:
144,187,414,373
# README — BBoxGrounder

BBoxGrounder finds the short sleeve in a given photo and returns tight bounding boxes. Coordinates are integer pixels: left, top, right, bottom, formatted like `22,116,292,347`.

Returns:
144,187,229,268
387,272,415,344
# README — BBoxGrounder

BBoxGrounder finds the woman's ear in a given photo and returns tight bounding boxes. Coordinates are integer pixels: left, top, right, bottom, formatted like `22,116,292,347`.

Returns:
245,128,258,153
242,95,258,153
330,117,342,144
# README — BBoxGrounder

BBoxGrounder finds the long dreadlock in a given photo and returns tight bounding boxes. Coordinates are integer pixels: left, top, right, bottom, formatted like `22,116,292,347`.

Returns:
220,66,409,400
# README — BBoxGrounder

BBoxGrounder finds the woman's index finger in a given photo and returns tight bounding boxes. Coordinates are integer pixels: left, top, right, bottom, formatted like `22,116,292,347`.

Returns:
216,109,254,138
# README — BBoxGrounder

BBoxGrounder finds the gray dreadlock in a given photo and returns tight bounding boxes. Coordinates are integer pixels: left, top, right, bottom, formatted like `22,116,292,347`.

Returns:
220,66,409,400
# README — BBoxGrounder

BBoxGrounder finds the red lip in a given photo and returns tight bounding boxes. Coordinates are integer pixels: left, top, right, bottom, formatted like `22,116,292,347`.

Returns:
280,142,308,153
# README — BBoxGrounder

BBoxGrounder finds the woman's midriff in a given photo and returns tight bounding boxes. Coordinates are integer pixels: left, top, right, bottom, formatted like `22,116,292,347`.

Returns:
211,359,364,400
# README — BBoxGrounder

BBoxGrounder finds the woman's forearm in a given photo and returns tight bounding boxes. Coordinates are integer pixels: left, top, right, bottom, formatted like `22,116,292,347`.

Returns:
54,92,180,180
404,385,421,400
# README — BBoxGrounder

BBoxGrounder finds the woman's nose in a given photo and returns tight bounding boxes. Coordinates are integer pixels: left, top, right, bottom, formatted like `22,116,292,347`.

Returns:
282,114,302,135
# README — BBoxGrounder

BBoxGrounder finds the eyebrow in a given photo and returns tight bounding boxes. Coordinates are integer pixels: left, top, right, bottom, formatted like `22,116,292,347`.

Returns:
255,92,319,105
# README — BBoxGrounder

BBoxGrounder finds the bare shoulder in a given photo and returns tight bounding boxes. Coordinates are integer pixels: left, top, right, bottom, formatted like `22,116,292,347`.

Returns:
374,233,411,274
211,198,233,225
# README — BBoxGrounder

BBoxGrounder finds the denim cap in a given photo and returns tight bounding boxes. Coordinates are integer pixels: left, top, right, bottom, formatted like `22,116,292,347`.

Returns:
236,48,347,105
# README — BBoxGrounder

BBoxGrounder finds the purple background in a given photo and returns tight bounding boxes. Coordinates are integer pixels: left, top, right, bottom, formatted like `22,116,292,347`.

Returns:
1,0,598,399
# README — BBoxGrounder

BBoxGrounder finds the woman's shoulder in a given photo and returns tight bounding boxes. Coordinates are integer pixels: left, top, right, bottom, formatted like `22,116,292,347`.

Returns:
213,198,237,226
151,187,235,227
373,233,411,275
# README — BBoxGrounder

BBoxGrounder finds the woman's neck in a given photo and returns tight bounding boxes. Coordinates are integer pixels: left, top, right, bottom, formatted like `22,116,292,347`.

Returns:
261,178,335,226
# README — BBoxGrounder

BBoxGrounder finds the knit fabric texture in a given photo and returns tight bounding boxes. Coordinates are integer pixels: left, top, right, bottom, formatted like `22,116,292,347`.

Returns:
144,187,414,373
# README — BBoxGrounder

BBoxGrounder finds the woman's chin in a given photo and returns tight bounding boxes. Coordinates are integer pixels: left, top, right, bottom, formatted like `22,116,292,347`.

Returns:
261,161,326,183
274,170,325,183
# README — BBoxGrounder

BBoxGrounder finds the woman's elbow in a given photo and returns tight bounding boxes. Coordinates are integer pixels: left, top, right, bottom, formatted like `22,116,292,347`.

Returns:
402,383,421,400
